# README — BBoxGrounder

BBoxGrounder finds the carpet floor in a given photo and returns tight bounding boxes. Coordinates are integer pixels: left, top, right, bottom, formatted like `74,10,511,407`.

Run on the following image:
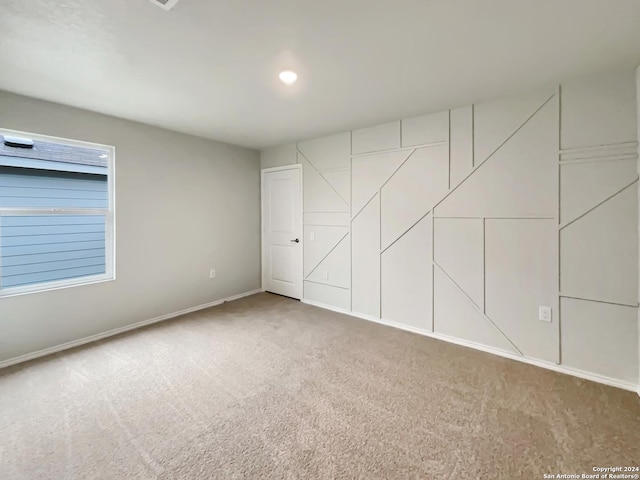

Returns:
0,292,638,479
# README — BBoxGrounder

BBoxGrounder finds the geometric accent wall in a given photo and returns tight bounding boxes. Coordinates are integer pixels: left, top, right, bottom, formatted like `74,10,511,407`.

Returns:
558,70,639,383
352,91,562,365
262,67,639,386
298,133,352,310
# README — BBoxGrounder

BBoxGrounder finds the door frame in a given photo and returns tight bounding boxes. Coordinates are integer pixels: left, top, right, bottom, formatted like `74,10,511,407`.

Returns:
261,163,303,298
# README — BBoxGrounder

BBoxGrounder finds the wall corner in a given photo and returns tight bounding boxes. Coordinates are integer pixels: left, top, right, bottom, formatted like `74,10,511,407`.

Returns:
636,65,640,396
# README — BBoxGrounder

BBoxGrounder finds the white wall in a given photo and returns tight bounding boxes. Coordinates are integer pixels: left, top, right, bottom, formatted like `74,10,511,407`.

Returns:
262,68,639,388
260,144,297,169
0,90,261,363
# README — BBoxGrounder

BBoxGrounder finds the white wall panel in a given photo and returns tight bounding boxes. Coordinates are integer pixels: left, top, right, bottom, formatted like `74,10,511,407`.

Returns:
560,69,637,149
304,281,350,311
561,298,638,383
303,212,350,226
433,268,518,354
303,225,348,277
352,194,380,318
474,89,554,164
380,145,448,249
322,169,350,206
485,219,559,363
297,132,350,171
401,110,449,147
561,184,638,306
301,154,348,213
352,121,401,154
436,95,558,218
450,105,474,187
306,235,350,289
351,150,409,216
433,218,483,309
560,158,638,224
381,215,432,330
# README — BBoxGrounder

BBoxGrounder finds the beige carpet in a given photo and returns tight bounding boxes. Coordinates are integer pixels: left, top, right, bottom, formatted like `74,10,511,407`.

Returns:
0,293,638,479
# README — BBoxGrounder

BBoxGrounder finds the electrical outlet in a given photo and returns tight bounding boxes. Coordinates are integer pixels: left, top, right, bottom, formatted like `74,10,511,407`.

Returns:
209,269,216,279
322,270,329,281
310,232,315,241
539,306,552,322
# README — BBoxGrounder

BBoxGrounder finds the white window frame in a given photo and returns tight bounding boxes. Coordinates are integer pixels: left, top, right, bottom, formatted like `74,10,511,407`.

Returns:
0,128,116,298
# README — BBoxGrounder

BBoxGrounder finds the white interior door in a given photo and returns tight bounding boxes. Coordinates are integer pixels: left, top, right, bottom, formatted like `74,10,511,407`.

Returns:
262,165,302,299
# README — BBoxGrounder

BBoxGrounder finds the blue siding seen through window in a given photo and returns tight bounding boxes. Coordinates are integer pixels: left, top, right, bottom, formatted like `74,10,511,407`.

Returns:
0,165,108,209
0,215,107,288
0,165,108,289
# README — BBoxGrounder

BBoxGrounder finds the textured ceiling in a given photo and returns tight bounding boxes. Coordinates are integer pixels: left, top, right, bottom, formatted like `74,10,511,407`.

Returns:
0,0,639,149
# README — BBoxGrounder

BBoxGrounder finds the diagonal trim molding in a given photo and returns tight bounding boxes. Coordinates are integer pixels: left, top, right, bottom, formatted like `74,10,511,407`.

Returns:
376,93,558,255
304,279,349,290
433,260,524,356
476,93,556,165
434,94,557,215
350,149,415,220
298,150,349,208
305,232,349,280
349,140,446,158
559,293,639,309
319,171,349,205
559,178,639,230
378,147,418,192
350,191,379,223
381,209,432,255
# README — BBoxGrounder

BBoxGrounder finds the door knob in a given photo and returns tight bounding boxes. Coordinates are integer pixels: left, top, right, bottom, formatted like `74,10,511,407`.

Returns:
290,238,300,243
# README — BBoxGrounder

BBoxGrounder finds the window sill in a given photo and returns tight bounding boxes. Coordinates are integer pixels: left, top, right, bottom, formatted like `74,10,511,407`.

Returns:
0,274,115,299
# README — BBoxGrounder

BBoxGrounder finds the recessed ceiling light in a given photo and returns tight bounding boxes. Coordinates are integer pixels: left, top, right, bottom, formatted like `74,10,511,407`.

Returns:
278,70,298,85
99,154,108,159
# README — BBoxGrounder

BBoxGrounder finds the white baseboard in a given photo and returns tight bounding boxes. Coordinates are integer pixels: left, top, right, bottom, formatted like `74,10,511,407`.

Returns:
301,298,352,315
0,288,264,370
301,298,640,394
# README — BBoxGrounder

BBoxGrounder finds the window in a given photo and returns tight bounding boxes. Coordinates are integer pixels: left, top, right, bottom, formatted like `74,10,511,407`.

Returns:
0,129,115,296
